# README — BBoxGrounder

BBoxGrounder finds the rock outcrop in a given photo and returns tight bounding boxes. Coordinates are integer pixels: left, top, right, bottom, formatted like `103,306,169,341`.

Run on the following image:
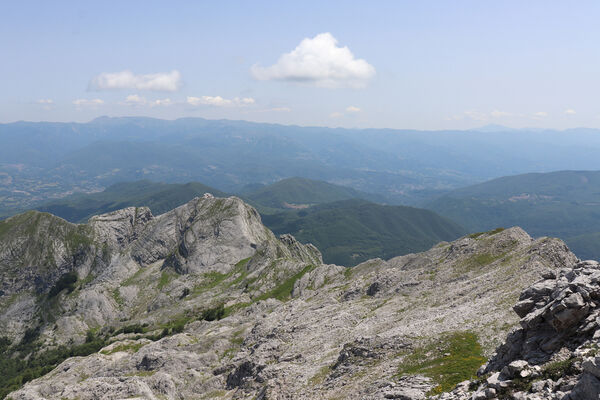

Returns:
439,260,600,400
0,198,590,399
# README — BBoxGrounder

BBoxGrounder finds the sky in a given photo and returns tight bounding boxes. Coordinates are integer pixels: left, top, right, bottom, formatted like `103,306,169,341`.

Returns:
1,0,599,130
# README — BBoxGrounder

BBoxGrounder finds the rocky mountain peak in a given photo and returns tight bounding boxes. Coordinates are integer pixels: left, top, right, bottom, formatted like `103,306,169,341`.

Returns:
89,206,154,248
2,213,587,399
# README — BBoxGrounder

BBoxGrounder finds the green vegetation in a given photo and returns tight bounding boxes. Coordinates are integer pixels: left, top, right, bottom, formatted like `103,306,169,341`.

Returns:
492,357,582,397
0,300,234,399
468,227,505,239
397,331,486,395
100,341,146,355
254,265,316,302
241,177,384,212
541,357,580,381
8,176,466,267
565,231,600,262
426,170,600,261
0,331,110,399
263,199,466,266
157,270,175,290
308,365,332,386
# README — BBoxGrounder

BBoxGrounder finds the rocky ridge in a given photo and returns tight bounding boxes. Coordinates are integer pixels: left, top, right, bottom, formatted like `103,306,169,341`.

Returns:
0,195,587,399
439,259,600,400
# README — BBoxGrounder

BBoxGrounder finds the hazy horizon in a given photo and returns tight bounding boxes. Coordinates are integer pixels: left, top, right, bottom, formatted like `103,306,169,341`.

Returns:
2,1,599,130
1,115,598,133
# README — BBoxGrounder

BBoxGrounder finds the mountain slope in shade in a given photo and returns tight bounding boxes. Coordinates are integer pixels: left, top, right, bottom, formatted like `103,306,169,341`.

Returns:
241,176,386,211
263,198,467,266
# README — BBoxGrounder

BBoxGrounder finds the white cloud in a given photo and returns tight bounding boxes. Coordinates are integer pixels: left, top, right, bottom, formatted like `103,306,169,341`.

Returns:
90,70,182,91
464,110,488,121
329,112,344,118
533,111,548,118
124,94,146,106
186,96,255,107
152,98,172,107
36,99,54,110
122,94,172,107
73,98,104,108
490,110,511,118
565,108,576,115
346,106,361,113
251,32,375,88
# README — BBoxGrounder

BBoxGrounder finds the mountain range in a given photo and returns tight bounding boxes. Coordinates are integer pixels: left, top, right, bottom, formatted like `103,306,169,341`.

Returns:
425,170,600,260
24,178,465,266
4,117,600,214
0,195,588,399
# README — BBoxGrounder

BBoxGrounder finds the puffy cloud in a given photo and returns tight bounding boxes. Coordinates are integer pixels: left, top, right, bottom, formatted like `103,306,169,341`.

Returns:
533,111,548,118
251,33,375,88
122,94,172,107
186,96,255,107
346,106,361,113
90,70,182,91
73,98,104,107
329,112,344,118
565,108,576,115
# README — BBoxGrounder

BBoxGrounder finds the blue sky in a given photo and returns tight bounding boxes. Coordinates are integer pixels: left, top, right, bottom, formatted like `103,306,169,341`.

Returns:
1,1,599,129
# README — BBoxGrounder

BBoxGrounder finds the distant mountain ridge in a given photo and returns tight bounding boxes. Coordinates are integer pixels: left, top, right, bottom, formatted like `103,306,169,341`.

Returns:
4,116,600,212
263,198,466,266
425,170,600,260
35,181,227,223
241,177,386,212
20,178,465,266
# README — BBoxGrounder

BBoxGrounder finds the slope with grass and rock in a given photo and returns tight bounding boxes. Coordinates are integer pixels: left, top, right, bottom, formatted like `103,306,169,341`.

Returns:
0,194,587,399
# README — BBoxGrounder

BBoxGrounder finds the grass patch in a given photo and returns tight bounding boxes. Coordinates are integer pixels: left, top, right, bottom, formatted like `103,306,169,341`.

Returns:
541,357,580,381
111,288,124,306
468,227,505,239
100,341,146,355
344,267,353,280
397,331,486,395
254,264,315,302
157,270,175,290
455,251,507,274
122,267,146,287
308,365,331,386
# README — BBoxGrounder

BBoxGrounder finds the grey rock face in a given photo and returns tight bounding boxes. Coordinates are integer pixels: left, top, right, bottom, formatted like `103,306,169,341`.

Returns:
485,260,600,371
0,205,586,399
439,259,600,400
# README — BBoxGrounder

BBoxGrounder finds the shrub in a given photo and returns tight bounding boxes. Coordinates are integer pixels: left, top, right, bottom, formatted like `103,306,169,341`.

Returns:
48,271,78,297
201,304,225,321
